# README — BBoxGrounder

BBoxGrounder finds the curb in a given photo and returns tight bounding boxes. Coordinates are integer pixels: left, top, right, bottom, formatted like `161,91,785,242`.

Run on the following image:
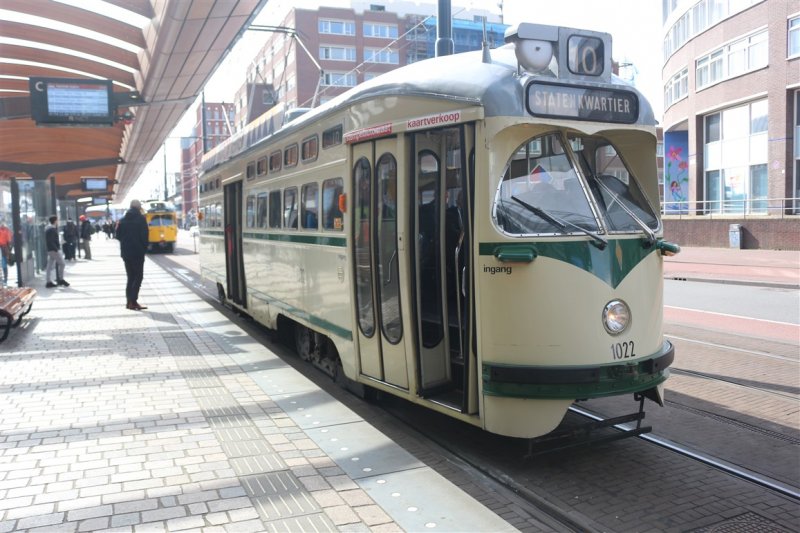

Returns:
664,276,799,290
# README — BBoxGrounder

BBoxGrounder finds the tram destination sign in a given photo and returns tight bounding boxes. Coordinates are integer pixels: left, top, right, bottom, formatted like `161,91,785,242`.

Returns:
526,81,638,124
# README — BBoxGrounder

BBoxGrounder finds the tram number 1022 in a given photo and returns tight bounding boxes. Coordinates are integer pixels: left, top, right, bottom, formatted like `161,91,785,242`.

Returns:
611,341,636,360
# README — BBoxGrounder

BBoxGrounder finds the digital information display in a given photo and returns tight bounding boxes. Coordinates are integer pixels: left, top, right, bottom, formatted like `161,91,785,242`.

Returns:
29,77,114,126
47,83,110,118
82,177,108,191
526,81,639,124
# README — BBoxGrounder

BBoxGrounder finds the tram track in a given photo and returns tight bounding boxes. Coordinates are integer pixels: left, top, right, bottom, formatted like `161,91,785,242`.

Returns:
568,405,800,502
158,247,800,530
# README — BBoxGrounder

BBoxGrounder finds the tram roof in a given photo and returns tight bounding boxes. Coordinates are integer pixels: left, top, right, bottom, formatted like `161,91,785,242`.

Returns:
202,44,656,174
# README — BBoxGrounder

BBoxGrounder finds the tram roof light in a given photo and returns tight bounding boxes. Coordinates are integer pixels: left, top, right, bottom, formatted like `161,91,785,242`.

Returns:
505,23,557,75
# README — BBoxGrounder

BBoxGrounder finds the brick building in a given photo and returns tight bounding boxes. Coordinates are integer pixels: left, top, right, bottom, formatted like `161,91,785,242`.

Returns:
661,0,799,249
233,2,507,130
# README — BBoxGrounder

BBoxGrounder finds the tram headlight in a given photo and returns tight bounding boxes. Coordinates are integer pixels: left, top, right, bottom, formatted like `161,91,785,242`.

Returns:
602,300,630,335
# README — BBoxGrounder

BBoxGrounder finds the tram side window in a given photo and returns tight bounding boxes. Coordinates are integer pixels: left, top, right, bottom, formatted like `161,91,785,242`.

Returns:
322,178,344,230
376,153,402,344
301,182,319,229
257,192,268,228
268,191,281,228
257,157,268,177
269,151,282,173
246,194,256,227
284,187,298,229
494,132,598,235
284,144,298,168
323,125,343,148
301,135,318,162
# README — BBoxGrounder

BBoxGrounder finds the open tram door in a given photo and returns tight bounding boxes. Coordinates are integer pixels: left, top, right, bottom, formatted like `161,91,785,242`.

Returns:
351,138,409,390
223,180,246,307
411,125,477,414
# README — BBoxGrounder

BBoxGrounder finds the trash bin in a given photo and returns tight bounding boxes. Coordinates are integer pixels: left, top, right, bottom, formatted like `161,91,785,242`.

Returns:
728,223,742,249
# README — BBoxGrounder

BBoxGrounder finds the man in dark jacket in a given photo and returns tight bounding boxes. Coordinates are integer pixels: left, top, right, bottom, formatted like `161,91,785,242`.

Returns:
116,199,149,310
44,215,69,288
79,215,93,260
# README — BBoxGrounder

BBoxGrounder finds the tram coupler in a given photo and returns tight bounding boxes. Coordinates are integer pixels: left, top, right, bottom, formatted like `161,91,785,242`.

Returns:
523,404,651,458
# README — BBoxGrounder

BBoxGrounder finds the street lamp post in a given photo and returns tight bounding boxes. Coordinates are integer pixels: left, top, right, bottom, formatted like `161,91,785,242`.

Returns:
163,143,168,201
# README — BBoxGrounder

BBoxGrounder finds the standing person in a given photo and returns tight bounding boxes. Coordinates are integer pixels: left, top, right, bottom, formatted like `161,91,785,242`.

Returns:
44,215,69,288
79,215,93,260
0,220,12,286
63,217,77,261
116,199,149,310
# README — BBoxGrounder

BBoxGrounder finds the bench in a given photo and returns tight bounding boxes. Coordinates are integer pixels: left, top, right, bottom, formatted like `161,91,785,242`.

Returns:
0,287,36,342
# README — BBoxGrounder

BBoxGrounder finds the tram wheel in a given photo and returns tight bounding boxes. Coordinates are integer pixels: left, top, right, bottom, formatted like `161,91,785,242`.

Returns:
295,324,313,361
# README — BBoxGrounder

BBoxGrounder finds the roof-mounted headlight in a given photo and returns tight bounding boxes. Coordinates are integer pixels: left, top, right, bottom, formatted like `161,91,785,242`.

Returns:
504,23,558,75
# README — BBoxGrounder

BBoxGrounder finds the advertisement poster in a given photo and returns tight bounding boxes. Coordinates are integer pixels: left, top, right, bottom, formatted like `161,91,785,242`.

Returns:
663,131,689,214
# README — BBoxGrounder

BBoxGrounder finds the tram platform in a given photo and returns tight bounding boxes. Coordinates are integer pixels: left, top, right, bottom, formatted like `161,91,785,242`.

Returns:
0,237,515,533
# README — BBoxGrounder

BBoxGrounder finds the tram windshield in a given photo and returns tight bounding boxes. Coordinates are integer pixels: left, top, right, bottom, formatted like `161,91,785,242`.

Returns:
494,132,658,237
495,133,598,235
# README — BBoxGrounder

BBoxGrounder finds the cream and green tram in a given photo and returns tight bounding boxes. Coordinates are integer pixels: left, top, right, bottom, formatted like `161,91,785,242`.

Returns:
197,23,677,439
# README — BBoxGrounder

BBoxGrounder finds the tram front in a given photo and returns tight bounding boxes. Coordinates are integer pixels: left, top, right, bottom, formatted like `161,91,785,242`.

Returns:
475,24,677,438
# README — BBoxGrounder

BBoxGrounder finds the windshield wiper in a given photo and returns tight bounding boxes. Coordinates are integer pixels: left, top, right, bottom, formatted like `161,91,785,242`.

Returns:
511,196,607,250
592,178,657,247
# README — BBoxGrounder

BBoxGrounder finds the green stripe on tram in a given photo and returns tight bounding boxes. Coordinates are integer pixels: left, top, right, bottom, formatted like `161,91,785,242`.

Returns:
478,239,657,289
249,289,352,341
201,229,345,247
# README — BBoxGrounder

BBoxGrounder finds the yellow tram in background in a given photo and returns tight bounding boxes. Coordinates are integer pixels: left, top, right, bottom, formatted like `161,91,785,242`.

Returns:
141,200,178,253
196,23,679,439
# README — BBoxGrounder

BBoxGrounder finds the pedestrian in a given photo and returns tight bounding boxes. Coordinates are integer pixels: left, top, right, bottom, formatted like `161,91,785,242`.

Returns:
63,217,77,260
0,220,12,286
116,199,149,310
44,215,69,288
79,215,93,260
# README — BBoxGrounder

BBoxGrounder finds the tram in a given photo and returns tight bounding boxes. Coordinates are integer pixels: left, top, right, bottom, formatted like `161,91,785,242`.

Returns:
197,23,678,438
141,200,178,253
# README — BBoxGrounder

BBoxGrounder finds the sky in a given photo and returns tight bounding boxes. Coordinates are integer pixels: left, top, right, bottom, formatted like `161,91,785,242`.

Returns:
133,0,664,200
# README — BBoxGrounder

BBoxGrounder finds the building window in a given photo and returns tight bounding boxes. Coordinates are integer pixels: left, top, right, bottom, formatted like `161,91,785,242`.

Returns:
322,72,356,87
704,99,769,214
319,45,356,61
789,16,800,58
364,47,399,64
664,67,688,108
319,19,355,36
246,162,256,181
364,23,397,39
664,0,766,62
696,29,767,91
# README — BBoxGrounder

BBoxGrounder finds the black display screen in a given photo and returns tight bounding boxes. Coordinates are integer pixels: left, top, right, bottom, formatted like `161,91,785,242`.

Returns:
29,77,114,126
526,81,639,124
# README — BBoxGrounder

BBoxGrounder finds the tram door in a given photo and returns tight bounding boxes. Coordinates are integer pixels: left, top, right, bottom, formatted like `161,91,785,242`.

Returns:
413,126,473,408
352,139,409,389
223,180,247,307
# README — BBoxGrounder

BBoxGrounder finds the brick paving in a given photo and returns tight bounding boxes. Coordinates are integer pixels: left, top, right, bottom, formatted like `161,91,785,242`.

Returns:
0,238,514,532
